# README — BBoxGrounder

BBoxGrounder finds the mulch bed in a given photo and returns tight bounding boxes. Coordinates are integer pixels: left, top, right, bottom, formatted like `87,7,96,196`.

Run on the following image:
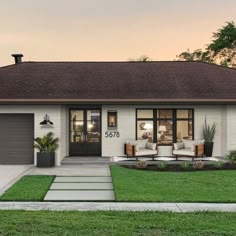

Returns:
122,163,236,172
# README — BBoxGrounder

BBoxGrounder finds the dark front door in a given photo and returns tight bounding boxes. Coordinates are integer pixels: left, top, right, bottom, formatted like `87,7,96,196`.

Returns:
69,109,101,156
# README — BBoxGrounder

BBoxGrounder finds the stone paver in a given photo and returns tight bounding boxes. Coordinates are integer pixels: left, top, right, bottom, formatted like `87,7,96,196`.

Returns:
54,176,112,183
44,190,115,201
0,202,236,212
50,182,113,190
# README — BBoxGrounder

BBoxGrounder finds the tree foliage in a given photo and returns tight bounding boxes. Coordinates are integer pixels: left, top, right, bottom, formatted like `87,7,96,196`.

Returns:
177,49,212,63
176,21,236,68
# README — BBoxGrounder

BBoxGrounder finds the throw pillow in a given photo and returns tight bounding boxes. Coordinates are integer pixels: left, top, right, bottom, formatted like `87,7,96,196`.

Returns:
174,142,184,150
136,139,148,149
146,142,156,150
135,144,139,152
182,139,194,149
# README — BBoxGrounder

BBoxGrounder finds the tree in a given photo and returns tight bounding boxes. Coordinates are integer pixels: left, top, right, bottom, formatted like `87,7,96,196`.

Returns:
208,21,236,67
177,49,212,63
176,21,236,68
129,55,151,62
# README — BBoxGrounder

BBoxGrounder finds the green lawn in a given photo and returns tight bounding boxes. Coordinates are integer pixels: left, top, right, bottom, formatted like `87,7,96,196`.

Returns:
111,165,236,202
0,175,55,201
0,211,235,236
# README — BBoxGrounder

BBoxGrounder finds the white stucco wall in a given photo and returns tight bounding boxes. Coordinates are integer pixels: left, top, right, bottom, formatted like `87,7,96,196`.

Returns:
0,104,233,164
226,105,236,153
0,105,64,166
194,105,224,157
101,105,227,157
102,105,136,156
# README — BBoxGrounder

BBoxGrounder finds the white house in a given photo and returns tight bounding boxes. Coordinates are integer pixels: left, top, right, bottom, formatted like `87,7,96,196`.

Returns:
0,54,236,165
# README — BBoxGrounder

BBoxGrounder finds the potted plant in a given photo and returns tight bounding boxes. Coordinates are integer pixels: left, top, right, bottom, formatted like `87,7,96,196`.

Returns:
33,132,59,167
202,118,216,157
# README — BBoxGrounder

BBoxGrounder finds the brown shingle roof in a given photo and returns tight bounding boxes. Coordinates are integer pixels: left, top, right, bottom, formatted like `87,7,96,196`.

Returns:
0,61,236,103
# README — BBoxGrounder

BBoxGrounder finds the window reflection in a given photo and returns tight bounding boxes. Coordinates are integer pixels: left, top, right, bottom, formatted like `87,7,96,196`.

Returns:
137,110,153,119
136,109,193,145
157,120,173,144
176,120,192,142
137,121,153,142
70,109,101,143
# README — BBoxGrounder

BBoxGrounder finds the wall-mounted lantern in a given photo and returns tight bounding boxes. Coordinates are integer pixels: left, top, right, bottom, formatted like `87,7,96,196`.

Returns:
40,114,53,125
107,111,117,129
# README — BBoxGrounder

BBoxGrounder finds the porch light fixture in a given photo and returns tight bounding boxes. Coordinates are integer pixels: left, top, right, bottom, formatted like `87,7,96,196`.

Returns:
108,111,117,129
40,114,53,125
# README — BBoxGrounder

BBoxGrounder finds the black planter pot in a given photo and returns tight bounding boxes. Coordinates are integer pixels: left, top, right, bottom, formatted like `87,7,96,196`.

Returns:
36,152,55,167
204,142,214,157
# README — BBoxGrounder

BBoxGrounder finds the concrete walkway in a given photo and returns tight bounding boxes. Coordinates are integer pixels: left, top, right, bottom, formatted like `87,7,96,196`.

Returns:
42,165,115,201
0,165,33,196
0,202,235,212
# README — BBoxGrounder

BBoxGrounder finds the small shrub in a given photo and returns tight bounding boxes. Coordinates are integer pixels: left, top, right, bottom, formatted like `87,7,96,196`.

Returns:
136,160,147,169
214,161,224,169
180,162,190,170
194,161,205,169
226,150,236,164
158,162,167,170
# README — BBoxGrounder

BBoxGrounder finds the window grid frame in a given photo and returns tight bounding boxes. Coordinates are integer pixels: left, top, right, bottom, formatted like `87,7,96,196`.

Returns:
136,108,194,146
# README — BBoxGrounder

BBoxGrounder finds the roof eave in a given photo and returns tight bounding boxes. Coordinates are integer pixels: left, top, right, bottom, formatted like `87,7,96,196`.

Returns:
0,98,236,105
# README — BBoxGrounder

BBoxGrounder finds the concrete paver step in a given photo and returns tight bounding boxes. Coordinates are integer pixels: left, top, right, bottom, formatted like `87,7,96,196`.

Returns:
50,182,113,190
54,176,112,183
44,190,115,201
29,165,111,176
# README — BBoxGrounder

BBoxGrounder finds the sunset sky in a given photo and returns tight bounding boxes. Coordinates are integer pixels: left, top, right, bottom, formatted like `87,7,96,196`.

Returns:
1,0,236,66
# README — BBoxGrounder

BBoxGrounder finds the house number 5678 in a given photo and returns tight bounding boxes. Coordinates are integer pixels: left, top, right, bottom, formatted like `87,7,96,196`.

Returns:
105,131,120,138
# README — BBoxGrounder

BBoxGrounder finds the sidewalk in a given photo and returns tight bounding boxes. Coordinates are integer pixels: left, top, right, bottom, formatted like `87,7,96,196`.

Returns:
0,202,235,212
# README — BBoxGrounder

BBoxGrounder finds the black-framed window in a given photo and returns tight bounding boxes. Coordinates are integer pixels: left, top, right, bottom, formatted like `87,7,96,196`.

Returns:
107,111,117,129
136,110,153,142
176,110,193,142
136,109,194,145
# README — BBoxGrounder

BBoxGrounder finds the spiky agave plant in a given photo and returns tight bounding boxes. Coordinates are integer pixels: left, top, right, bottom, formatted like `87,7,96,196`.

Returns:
33,132,59,153
203,118,216,143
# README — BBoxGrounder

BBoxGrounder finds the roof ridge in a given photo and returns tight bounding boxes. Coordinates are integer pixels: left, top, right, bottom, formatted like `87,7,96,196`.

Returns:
1,60,236,72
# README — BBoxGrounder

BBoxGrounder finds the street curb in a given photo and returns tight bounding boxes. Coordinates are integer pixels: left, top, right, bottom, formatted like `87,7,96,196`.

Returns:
0,202,235,212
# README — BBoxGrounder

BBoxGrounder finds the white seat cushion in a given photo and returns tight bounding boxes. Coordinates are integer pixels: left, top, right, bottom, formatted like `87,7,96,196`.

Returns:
136,148,157,156
173,148,194,156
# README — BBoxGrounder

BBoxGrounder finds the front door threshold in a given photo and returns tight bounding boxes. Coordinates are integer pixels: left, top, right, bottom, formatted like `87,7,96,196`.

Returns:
61,157,112,165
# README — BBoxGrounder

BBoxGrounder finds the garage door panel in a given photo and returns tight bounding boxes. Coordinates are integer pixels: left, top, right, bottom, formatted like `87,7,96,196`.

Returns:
0,114,34,164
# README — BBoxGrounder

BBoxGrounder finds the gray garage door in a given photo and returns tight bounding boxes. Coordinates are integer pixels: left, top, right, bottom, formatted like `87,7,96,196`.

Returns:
0,114,34,164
